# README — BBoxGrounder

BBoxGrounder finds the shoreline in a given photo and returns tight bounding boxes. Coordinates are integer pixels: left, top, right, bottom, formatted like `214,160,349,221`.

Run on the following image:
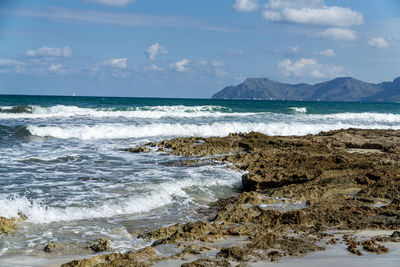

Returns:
3,128,400,266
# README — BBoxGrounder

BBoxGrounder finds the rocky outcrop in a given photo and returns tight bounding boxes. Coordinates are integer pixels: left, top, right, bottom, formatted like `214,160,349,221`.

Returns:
44,242,58,253
0,213,26,235
0,217,17,235
60,246,160,267
141,129,400,261
64,129,400,266
121,146,150,153
85,238,111,253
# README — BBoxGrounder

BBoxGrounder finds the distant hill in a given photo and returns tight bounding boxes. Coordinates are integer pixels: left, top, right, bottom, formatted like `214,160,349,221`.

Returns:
211,77,400,102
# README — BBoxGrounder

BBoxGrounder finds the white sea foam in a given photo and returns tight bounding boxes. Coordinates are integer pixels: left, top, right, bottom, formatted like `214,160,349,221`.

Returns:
0,105,254,119
27,121,400,140
0,189,181,224
289,107,307,113
308,112,400,123
0,167,240,224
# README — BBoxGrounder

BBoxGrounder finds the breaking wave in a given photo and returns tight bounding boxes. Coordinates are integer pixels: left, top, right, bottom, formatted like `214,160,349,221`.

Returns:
0,105,253,119
289,107,307,113
0,105,32,114
27,121,400,140
0,168,240,224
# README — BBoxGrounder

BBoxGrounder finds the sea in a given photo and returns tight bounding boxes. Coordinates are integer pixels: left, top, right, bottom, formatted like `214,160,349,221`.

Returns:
1,94,400,265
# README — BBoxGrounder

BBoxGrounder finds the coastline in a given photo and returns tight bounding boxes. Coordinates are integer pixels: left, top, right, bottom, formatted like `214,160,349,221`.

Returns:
51,129,400,266
2,128,400,266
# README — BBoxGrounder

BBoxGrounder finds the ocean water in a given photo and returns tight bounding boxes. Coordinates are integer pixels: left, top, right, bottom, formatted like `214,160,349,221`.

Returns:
1,94,400,263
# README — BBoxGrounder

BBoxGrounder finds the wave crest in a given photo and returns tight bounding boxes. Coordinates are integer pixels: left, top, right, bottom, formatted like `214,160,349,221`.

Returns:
0,168,240,224
0,105,247,119
0,105,32,114
27,121,400,140
289,107,307,113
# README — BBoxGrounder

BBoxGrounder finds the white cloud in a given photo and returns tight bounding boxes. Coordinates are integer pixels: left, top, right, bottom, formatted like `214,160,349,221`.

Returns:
368,37,388,48
170,59,190,72
145,43,168,61
83,0,135,7
317,27,356,41
278,58,317,76
262,0,363,27
314,48,335,57
0,58,23,65
310,69,325,78
266,0,324,9
25,46,72,58
48,64,66,74
278,57,343,78
101,58,127,69
233,0,259,12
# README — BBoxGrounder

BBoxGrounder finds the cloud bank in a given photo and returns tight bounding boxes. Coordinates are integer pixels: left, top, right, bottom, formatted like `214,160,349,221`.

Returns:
278,57,343,79
262,0,363,27
25,46,72,57
233,0,259,12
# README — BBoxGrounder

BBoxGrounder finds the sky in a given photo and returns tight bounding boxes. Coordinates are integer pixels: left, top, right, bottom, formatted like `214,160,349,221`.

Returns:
0,0,399,98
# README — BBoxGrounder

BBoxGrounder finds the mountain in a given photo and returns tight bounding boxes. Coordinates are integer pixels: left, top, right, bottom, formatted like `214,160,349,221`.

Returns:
211,77,400,102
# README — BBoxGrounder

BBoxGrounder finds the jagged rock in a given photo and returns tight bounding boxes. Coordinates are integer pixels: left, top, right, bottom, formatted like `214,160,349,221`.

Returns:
121,146,150,153
181,258,231,267
138,221,223,245
44,241,58,253
85,238,111,252
348,242,362,256
267,250,282,262
68,129,400,265
61,246,159,267
218,246,262,261
0,213,26,235
361,240,389,254
0,217,17,235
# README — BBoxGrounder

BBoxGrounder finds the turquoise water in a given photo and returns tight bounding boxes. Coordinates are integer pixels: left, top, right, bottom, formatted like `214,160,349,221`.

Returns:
2,94,400,114
1,94,400,265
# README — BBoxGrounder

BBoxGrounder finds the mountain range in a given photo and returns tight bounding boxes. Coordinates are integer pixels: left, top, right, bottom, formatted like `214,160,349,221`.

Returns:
211,77,400,102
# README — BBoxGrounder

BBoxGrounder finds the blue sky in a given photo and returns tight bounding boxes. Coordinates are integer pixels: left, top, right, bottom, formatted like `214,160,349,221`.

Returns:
0,0,399,97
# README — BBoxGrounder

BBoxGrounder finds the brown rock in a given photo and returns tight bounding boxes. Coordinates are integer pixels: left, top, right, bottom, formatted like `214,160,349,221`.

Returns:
181,258,231,267
362,240,389,254
121,146,150,153
85,238,111,252
218,246,258,261
0,217,17,235
61,246,159,267
267,250,282,262
44,241,58,253
348,242,362,256
139,221,222,245
0,213,26,235
69,129,400,264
